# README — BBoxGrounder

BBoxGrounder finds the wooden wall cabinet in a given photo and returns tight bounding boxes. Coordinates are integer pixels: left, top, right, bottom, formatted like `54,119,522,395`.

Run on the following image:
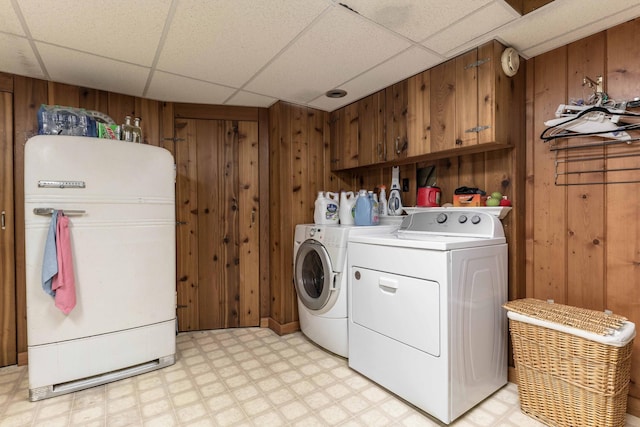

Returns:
330,83,408,171
431,40,519,155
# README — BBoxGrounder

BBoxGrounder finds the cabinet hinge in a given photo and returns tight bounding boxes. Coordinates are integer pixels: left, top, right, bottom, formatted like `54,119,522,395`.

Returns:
465,125,491,133
164,137,185,142
464,58,491,69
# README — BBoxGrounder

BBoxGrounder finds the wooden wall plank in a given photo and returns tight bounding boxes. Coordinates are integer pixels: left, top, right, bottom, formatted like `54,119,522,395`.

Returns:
47,82,79,106
605,17,640,401
222,120,240,327
13,76,47,362
531,46,568,303
197,120,224,329
565,33,606,310
258,109,270,321
175,119,200,331
0,72,13,93
268,103,283,324
0,91,16,367
238,121,260,326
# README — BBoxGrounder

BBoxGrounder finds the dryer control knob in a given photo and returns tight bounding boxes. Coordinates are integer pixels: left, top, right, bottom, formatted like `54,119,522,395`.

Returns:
309,228,317,237
436,213,448,224
458,215,467,224
471,215,481,224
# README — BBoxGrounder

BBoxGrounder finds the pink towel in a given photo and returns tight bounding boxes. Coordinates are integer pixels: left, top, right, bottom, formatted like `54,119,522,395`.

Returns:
52,213,76,314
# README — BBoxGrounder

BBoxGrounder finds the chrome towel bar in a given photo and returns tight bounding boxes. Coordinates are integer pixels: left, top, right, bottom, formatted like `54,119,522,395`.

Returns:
33,208,86,216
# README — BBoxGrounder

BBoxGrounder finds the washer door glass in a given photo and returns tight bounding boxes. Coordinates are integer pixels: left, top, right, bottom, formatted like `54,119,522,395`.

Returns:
295,240,333,311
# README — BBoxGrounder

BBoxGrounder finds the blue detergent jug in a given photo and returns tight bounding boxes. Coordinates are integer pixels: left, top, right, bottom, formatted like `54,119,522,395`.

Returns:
354,189,372,226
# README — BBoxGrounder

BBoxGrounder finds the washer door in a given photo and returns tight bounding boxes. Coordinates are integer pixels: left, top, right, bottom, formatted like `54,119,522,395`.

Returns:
294,240,335,311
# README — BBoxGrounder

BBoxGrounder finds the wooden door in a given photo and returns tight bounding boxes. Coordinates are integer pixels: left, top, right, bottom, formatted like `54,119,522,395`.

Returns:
0,91,16,366
175,119,260,331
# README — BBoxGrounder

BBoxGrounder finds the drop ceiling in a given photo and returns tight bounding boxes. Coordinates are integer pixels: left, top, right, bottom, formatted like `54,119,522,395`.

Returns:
2,0,640,112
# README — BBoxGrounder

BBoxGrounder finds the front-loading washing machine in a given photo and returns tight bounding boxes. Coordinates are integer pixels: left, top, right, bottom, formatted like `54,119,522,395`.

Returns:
293,222,400,357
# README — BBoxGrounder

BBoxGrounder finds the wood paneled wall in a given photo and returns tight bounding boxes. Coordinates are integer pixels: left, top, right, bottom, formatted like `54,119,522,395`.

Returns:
267,101,347,332
526,18,640,409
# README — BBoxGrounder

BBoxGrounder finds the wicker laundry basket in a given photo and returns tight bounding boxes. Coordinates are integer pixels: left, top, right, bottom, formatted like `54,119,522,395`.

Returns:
503,298,636,427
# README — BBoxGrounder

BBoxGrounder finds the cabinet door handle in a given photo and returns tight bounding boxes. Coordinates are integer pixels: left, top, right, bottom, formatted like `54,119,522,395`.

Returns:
1,211,5,230
395,136,401,154
251,208,256,225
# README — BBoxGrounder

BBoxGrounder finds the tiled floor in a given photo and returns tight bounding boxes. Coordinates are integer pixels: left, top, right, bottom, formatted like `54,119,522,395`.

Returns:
1,328,639,427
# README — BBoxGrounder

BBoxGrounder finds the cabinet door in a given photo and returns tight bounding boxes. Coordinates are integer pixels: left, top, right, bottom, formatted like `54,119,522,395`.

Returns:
407,69,431,157
384,81,408,161
358,91,385,166
455,49,480,147
330,103,359,170
430,58,456,152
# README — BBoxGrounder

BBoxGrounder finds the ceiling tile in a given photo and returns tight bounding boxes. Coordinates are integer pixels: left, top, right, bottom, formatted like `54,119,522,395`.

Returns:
37,43,150,96
495,0,640,58
0,34,45,78
422,2,518,57
146,71,236,104
18,0,172,66
0,0,25,36
341,0,493,42
225,90,277,108
245,6,412,105
156,0,331,88
308,46,442,111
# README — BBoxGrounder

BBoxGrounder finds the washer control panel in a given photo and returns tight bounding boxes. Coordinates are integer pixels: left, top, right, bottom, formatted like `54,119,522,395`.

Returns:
398,210,504,238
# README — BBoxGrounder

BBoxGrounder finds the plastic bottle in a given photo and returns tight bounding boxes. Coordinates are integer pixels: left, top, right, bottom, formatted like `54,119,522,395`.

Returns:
314,191,339,224
379,186,389,216
370,191,379,225
354,189,372,226
339,191,356,225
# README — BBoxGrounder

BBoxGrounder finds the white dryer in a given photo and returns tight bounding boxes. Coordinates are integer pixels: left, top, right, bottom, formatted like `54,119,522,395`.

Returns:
347,209,508,424
294,223,400,357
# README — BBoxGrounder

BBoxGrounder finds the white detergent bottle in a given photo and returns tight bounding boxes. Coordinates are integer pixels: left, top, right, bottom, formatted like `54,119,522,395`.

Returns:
315,191,339,224
314,192,328,224
325,192,339,224
379,185,389,216
339,191,356,225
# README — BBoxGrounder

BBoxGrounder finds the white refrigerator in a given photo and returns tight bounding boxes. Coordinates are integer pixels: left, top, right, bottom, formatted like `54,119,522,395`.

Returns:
24,135,176,401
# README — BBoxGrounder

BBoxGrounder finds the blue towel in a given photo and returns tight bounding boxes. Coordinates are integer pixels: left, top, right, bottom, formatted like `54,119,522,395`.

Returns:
41,210,58,296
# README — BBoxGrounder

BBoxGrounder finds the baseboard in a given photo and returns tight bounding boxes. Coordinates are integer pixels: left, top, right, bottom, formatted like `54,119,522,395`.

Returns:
18,351,28,366
508,366,517,384
259,318,270,328
627,395,640,418
267,318,300,335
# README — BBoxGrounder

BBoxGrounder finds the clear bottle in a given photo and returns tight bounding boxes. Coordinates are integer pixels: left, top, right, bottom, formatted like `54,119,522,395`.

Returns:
122,115,133,142
132,117,143,143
